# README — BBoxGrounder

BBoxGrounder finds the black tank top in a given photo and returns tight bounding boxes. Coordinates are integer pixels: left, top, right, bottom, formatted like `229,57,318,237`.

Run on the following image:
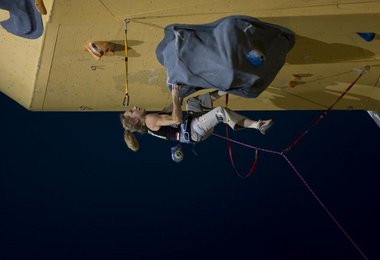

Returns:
147,125,180,141
146,112,180,141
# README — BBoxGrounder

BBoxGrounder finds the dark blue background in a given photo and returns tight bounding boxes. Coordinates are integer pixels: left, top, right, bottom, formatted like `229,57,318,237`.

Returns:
1,91,379,259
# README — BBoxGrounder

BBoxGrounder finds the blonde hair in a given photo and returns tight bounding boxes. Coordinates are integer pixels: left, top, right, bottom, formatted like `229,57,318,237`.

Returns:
120,113,146,152
123,130,139,152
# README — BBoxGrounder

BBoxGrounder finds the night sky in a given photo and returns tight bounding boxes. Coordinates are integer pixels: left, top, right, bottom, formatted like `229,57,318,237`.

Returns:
1,91,379,260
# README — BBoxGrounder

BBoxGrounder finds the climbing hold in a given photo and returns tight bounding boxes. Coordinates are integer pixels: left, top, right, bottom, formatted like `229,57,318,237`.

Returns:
356,32,375,42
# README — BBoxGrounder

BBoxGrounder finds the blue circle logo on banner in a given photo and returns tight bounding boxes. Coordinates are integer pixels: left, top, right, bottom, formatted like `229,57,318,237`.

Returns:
246,49,265,67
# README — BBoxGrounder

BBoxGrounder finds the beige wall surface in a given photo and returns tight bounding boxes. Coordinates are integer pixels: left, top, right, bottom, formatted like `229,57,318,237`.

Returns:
0,0,54,108
1,1,379,112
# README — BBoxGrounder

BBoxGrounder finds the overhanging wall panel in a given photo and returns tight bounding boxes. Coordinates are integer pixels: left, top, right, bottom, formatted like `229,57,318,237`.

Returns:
0,0,54,109
1,0,380,112
42,24,125,110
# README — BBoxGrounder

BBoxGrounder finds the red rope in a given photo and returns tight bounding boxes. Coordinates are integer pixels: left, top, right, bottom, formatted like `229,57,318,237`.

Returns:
212,131,369,260
223,94,260,178
211,68,369,259
211,132,281,155
283,154,369,260
225,125,259,178
283,69,366,153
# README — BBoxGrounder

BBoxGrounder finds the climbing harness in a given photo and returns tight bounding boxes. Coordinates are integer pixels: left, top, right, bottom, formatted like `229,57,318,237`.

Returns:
170,114,195,162
179,118,193,144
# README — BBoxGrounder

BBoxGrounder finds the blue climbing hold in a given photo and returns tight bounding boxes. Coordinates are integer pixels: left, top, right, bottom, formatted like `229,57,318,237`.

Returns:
356,32,376,42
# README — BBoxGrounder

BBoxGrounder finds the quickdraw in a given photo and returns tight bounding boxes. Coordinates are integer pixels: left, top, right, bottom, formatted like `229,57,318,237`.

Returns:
123,18,130,107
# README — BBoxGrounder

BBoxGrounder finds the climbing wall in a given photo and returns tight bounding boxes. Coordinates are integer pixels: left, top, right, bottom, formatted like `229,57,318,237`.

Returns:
0,0,54,109
0,0,379,113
